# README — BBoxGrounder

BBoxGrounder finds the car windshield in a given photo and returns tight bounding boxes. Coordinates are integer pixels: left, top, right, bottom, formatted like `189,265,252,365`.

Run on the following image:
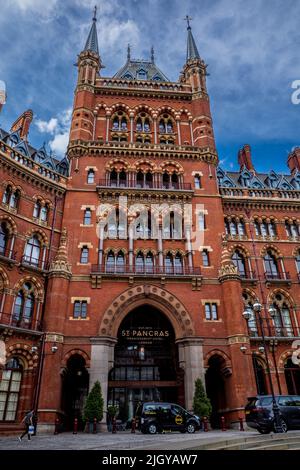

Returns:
246,397,259,408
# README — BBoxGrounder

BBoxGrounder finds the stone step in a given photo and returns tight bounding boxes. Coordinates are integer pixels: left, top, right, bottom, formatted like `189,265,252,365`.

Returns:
222,435,300,450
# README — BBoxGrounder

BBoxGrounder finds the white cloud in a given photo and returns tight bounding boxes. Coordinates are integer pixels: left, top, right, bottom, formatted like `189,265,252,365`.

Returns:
35,108,72,157
49,132,69,156
35,117,58,134
8,0,58,14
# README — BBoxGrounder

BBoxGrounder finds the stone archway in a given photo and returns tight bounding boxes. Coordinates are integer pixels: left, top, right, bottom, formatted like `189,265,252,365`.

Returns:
98,284,195,339
90,285,203,415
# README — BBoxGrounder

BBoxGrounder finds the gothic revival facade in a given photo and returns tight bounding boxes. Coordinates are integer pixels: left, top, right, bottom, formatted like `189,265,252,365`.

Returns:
0,12,299,432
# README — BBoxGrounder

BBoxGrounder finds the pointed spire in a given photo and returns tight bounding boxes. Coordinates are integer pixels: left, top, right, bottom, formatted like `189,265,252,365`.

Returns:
84,6,99,54
127,43,131,61
151,46,155,64
184,15,200,61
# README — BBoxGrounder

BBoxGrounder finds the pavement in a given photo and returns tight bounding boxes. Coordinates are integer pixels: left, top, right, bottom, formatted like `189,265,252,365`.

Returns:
0,429,259,450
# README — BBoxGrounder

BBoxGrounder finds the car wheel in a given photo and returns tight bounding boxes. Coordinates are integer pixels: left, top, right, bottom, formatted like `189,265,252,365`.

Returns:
275,419,288,433
147,423,158,434
186,422,196,434
257,427,271,434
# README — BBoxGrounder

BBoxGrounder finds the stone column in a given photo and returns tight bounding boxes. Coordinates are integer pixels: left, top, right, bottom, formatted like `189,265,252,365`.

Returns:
90,337,117,424
176,337,205,412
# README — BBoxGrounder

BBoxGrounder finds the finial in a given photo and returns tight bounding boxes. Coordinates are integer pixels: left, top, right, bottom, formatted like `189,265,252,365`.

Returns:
151,46,154,63
184,15,192,29
93,5,97,21
127,43,131,61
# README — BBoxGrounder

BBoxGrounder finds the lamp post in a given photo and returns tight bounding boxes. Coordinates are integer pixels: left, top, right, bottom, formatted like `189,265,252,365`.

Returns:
242,302,284,433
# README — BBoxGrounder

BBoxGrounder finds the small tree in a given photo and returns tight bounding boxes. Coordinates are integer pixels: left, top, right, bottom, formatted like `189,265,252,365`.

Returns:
83,381,104,423
193,378,212,418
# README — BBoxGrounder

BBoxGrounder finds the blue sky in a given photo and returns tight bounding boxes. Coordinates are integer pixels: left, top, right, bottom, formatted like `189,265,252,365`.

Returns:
0,0,300,173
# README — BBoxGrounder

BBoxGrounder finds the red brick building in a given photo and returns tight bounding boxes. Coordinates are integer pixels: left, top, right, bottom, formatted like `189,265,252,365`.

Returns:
0,12,299,432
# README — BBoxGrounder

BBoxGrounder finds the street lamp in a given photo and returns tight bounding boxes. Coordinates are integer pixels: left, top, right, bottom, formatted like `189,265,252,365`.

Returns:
242,301,284,433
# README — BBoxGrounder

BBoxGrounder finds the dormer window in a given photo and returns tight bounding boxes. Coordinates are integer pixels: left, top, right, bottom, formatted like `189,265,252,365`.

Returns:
137,69,147,80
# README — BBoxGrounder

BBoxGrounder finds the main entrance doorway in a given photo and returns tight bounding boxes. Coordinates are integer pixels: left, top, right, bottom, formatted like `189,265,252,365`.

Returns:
108,305,184,422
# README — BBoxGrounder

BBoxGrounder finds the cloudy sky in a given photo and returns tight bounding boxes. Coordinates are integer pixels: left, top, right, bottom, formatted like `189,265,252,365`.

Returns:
0,0,300,173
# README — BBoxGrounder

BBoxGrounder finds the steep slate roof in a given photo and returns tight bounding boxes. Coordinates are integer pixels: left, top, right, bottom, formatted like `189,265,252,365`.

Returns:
0,127,69,176
217,167,300,190
84,7,99,54
186,24,201,61
114,51,169,82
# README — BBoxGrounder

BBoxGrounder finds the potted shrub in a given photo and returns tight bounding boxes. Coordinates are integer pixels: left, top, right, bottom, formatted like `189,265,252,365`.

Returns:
107,405,119,432
193,378,212,428
83,381,104,432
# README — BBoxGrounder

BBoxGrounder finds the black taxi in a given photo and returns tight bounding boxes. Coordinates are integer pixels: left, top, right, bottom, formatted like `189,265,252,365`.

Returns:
135,402,201,434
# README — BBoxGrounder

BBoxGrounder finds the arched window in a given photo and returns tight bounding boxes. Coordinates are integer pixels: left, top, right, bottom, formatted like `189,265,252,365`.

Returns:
272,301,293,337
0,222,9,255
136,252,144,273
0,358,23,421
110,169,118,186
232,250,246,277
252,357,268,395
284,358,300,394
9,189,20,210
136,171,144,188
87,169,95,184
13,282,35,328
171,173,178,189
145,252,154,273
264,250,279,278
24,235,41,266
242,292,258,337
158,115,174,134
145,172,152,188
162,172,169,189
116,252,125,273
106,251,115,273
165,253,173,274
40,204,49,222
174,253,183,274
112,111,128,132
119,170,127,187
135,114,151,134
80,246,89,264
33,200,41,218
2,185,12,205
295,250,300,275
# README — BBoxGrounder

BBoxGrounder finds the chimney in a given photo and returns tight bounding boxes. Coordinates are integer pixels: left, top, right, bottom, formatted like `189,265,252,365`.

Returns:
238,144,255,172
10,109,33,141
287,147,300,174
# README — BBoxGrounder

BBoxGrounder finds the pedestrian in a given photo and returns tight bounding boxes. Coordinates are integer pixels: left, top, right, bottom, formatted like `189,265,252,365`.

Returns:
18,410,34,441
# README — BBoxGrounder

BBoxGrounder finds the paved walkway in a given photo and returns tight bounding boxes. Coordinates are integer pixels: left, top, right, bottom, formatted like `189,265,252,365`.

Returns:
0,430,258,450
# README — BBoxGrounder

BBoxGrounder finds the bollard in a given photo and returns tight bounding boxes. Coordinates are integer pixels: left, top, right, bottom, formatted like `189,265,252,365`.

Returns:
93,417,97,434
54,417,59,435
221,416,226,431
73,417,78,434
112,416,117,434
131,417,136,433
203,416,209,432
239,417,244,431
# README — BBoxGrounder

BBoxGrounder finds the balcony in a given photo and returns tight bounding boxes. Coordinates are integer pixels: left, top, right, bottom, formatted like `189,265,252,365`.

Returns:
91,264,201,277
0,247,17,266
0,312,42,333
240,271,257,283
97,179,192,191
20,255,49,272
248,321,300,339
264,271,291,285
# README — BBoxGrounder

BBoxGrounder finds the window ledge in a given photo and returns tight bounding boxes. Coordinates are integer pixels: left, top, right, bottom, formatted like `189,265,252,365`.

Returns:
69,316,90,321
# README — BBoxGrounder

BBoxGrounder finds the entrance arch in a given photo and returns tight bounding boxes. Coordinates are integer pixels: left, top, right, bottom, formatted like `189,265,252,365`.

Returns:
90,285,204,418
108,305,184,421
98,284,195,339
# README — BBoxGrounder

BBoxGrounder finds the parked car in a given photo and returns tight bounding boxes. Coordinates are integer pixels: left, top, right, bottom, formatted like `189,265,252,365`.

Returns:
245,395,300,434
135,402,201,434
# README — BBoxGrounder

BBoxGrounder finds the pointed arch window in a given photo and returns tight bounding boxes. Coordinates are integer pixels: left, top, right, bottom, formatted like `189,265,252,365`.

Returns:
253,357,268,395
194,175,201,189
0,222,9,255
165,253,173,274
174,253,183,274
0,358,23,421
264,251,279,278
284,358,300,395
119,170,127,187
295,250,300,275
136,252,145,273
116,251,125,273
2,185,12,205
40,204,49,222
24,235,41,266
145,252,154,273
272,302,293,337
106,251,115,273
232,250,246,277
13,282,35,328
33,200,41,219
